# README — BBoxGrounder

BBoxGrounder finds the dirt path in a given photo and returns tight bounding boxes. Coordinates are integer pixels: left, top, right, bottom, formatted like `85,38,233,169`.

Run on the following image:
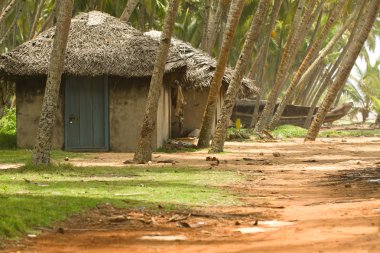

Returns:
4,137,380,253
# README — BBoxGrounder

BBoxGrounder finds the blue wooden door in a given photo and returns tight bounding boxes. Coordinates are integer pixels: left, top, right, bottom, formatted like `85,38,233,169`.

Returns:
65,76,109,151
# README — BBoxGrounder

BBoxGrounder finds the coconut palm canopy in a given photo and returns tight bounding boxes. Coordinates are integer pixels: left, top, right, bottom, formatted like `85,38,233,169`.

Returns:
145,30,257,97
0,11,186,79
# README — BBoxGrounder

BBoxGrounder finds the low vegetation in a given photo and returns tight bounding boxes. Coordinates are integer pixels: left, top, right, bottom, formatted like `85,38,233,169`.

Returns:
271,125,380,139
0,108,16,149
0,164,242,240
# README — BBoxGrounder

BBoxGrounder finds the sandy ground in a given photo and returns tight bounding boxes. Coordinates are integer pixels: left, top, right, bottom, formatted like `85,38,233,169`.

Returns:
3,137,380,253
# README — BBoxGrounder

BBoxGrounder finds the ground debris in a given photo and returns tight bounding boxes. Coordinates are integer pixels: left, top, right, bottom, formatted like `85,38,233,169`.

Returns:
168,213,191,222
157,159,178,164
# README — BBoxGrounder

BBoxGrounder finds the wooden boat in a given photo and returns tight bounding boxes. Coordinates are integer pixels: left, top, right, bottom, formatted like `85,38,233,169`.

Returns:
231,100,353,128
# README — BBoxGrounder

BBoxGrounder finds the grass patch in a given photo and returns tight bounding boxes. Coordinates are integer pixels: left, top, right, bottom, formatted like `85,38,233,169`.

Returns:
271,125,380,139
319,129,380,138
272,125,308,138
0,133,16,149
0,149,87,164
0,164,242,240
156,146,199,153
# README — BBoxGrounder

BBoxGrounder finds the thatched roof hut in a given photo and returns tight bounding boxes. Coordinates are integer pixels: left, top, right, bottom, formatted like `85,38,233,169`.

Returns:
0,11,186,79
144,31,257,98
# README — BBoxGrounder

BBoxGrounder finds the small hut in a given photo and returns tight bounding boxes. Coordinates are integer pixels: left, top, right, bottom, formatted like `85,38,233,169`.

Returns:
0,11,256,152
0,11,186,151
145,31,257,137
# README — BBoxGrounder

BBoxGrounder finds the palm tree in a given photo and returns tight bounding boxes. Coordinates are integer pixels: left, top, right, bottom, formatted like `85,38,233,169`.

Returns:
249,0,283,127
120,0,140,22
133,0,180,163
210,0,270,153
268,0,346,130
305,0,380,141
254,0,318,132
197,0,245,148
32,0,74,164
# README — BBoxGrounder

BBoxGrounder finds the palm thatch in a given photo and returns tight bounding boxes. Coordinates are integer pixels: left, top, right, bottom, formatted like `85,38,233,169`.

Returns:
145,31,258,97
0,11,186,79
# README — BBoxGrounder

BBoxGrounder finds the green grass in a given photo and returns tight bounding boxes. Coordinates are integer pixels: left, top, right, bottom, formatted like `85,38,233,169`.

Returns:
0,164,242,240
272,125,308,138
319,129,380,137
0,149,87,164
271,125,380,139
0,133,16,149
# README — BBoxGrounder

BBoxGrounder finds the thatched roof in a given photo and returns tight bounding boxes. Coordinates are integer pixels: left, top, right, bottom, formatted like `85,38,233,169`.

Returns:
145,31,258,97
0,11,186,78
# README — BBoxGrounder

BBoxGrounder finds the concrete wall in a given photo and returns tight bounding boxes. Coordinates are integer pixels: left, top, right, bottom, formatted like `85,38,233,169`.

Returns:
109,77,172,152
17,75,173,152
16,79,64,149
109,77,150,152
171,88,224,138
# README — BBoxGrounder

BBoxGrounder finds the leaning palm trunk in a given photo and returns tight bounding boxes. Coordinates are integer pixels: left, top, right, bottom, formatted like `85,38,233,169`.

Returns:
29,0,45,39
254,0,317,132
302,64,325,106
197,0,245,148
0,0,24,46
210,0,270,153
32,0,74,164
133,0,180,163
293,7,360,104
249,0,283,127
0,0,18,29
205,0,228,55
268,0,345,130
305,0,379,141
200,0,212,51
40,4,56,33
304,1,366,128
120,0,140,22
304,65,332,128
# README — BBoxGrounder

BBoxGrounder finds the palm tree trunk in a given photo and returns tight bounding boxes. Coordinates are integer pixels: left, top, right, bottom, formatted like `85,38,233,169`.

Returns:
32,0,74,164
210,0,270,153
138,2,146,31
254,0,318,132
206,0,229,55
133,0,180,163
293,7,360,104
120,0,140,22
305,0,379,141
307,7,323,54
200,0,212,51
0,0,18,30
303,2,365,128
302,64,325,106
148,0,156,30
197,0,245,148
40,4,56,33
304,65,331,128
29,0,45,39
249,0,283,127
0,0,23,46
268,0,345,130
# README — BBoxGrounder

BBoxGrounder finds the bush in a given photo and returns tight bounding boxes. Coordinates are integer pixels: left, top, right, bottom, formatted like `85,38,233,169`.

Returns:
0,107,16,148
0,107,16,135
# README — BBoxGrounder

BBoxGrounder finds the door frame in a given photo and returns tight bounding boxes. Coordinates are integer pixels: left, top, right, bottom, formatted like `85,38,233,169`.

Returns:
64,76,109,151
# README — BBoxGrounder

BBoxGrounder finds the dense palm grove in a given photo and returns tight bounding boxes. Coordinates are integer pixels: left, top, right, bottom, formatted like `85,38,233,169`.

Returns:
0,0,379,162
